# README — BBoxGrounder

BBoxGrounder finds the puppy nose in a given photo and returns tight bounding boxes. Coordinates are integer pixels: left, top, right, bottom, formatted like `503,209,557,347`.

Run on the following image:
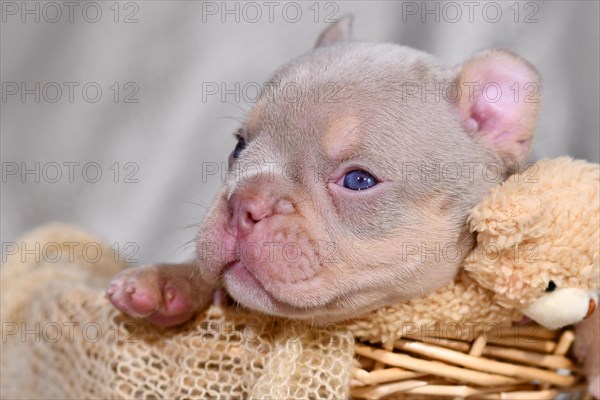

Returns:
228,193,293,238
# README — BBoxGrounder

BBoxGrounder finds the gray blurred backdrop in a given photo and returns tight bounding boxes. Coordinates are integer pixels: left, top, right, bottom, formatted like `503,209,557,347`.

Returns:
2,1,599,264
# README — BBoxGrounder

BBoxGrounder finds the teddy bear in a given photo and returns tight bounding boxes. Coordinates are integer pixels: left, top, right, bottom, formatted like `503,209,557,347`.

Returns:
465,157,599,331
466,156,599,397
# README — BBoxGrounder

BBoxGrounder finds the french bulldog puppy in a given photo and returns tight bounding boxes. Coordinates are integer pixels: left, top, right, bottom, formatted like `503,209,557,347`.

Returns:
107,16,541,326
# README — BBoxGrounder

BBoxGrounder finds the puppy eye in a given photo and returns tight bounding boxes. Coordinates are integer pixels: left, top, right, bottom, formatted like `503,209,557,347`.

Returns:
342,170,378,191
545,280,557,292
233,136,246,159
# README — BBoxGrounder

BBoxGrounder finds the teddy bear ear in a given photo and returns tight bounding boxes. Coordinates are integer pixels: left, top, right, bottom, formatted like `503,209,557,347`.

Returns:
467,184,547,249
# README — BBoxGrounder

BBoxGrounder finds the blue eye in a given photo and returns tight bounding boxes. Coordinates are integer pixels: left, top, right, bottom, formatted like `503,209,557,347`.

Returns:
233,137,246,158
342,170,378,191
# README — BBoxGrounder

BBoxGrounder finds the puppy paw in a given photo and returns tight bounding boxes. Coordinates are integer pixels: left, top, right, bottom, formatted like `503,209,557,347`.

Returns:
106,264,198,327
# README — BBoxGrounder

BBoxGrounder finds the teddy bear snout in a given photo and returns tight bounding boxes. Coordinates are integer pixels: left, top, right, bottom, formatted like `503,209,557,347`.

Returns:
523,288,598,330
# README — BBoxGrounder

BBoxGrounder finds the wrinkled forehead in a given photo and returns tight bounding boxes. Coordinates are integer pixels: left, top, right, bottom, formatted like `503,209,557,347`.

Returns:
242,43,453,163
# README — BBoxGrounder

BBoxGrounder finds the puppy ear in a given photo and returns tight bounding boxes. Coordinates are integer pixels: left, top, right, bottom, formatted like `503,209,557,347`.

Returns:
454,50,541,166
315,15,353,48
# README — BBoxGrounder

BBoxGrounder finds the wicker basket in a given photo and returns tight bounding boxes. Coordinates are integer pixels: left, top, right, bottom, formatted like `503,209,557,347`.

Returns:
350,324,590,399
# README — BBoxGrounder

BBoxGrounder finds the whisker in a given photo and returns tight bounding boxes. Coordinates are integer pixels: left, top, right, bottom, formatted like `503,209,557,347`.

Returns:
215,115,246,124
223,95,251,116
174,238,196,258
186,200,211,212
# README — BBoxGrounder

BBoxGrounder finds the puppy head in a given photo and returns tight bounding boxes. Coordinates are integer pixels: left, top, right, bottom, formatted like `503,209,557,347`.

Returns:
197,17,542,322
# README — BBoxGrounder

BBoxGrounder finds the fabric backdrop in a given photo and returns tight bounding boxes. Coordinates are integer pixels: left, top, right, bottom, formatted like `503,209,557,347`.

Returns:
2,1,599,264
